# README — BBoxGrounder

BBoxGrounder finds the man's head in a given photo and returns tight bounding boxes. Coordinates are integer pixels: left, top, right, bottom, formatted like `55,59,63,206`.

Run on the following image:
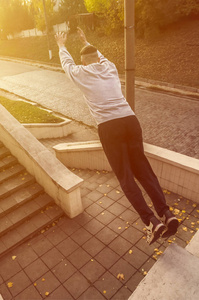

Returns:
80,45,99,66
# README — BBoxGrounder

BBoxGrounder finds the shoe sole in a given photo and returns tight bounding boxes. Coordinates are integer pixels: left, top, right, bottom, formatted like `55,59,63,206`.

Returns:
162,218,179,238
149,224,166,245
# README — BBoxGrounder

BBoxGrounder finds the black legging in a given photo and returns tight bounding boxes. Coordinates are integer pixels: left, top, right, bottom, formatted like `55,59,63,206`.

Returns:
98,115,169,225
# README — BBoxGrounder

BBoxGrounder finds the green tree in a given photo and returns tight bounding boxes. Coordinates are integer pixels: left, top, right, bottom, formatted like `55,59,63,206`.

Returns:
31,0,55,32
84,0,199,36
84,0,124,34
0,0,34,37
58,0,86,22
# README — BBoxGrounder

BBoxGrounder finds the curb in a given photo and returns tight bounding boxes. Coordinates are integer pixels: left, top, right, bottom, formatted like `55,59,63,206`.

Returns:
0,55,199,100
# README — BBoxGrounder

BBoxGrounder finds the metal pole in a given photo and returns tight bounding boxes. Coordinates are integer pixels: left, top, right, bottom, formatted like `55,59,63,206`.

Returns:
124,0,135,111
42,0,52,60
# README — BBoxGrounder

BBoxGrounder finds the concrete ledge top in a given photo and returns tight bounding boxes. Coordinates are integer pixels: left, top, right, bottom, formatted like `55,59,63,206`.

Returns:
23,118,72,128
186,230,199,259
129,243,199,300
53,140,102,152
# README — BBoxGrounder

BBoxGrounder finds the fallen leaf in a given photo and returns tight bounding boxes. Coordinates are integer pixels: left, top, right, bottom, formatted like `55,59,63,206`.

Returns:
45,292,49,296
143,271,148,275
103,290,107,294
117,273,125,280
116,190,120,194
193,204,197,207
7,282,13,288
129,250,133,254
12,256,17,260
142,269,148,276
183,227,188,232
42,278,45,282
34,283,37,286
118,227,122,230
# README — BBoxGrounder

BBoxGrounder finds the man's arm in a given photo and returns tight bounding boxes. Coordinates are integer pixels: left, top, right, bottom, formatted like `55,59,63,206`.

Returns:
55,32,76,78
77,27,89,47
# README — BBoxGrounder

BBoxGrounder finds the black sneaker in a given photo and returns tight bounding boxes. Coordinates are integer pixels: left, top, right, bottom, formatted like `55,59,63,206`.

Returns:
162,210,179,238
146,216,166,245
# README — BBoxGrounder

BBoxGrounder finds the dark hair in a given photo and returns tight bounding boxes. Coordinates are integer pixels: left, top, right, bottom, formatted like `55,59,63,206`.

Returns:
80,45,97,55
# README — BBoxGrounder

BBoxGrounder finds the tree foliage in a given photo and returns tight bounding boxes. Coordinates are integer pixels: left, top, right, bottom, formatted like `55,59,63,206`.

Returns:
84,0,124,33
31,0,55,32
58,0,87,23
0,0,34,36
84,0,199,36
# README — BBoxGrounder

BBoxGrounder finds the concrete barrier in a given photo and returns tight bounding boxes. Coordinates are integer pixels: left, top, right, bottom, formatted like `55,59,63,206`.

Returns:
128,243,199,300
23,118,73,139
0,104,83,218
53,140,199,203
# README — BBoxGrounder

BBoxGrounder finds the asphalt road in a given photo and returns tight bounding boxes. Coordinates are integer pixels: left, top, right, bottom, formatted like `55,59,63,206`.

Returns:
0,59,199,159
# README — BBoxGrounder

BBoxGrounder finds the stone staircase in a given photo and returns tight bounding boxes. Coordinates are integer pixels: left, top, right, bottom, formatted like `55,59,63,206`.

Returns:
0,141,64,258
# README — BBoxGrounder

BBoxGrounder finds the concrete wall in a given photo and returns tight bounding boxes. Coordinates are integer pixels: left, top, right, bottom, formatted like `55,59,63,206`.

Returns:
0,104,83,218
23,119,73,139
53,140,199,203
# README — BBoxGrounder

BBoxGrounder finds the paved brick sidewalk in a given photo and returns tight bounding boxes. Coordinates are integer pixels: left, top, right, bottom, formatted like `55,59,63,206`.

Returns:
0,167,198,300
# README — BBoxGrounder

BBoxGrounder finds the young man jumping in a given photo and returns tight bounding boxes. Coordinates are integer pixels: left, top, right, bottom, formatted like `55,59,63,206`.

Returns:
55,28,179,245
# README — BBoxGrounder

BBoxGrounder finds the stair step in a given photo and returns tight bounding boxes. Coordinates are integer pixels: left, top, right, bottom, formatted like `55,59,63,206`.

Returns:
0,173,35,199
0,164,25,184
0,203,64,258
0,182,44,217
0,154,18,172
0,147,10,159
0,193,54,237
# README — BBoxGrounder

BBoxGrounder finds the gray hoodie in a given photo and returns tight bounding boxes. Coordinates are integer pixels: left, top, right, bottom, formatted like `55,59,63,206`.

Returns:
59,45,134,125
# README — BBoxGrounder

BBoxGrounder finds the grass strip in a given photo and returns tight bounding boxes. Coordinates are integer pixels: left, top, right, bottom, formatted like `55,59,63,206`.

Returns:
0,96,63,123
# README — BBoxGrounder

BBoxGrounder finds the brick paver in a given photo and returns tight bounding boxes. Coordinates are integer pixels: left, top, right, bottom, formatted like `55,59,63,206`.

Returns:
0,167,199,299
